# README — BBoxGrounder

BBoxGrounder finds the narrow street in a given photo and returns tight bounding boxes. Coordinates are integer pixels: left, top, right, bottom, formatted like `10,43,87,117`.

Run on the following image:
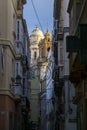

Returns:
0,0,87,130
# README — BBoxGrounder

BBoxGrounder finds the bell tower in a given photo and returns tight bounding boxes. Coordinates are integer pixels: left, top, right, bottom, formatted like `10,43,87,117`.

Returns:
29,27,44,66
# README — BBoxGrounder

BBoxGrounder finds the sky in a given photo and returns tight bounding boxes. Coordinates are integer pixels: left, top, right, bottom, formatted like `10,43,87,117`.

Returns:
23,0,54,35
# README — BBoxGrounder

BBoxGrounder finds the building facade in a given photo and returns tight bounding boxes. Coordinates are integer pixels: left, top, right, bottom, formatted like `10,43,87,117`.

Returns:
53,0,77,130
67,0,87,130
0,0,31,130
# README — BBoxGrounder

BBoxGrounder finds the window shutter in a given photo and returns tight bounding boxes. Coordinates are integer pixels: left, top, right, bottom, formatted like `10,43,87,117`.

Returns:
66,36,79,52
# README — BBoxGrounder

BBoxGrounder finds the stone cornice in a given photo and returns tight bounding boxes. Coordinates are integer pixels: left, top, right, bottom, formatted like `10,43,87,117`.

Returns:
0,38,17,59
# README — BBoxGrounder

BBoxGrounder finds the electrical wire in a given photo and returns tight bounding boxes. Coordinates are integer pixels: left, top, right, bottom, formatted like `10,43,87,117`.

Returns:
4,48,69,64
30,0,44,33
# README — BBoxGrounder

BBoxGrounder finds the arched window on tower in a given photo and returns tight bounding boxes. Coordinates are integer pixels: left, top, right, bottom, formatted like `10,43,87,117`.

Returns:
34,51,37,60
48,38,50,42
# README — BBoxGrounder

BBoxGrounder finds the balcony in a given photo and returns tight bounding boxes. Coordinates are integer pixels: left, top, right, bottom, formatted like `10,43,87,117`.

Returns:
16,0,25,18
57,27,63,40
14,75,22,101
56,33,63,40
15,42,23,59
54,27,63,41
10,75,22,101
22,0,26,4
10,83,22,101
22,55,29,72
66,24,87,64
17,10,23,18
16,2,23,18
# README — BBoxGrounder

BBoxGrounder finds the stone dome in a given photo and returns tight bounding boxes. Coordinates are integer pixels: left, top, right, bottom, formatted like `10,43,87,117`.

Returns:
31,27,44,37
29,27,44,45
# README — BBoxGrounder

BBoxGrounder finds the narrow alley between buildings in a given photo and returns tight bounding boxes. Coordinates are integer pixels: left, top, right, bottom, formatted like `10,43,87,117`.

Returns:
0,0,87,130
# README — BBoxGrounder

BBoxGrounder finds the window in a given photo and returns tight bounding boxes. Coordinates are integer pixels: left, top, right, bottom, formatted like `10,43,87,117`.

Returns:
17,43,19,48
23,78,25,95
47,47,50,52
23,37,26,54
48,38,50,42
54,19,59,29
34,51,37,60
41,48,44,58
60,47,63,64
16,62,19,75
17,21,19,40
17,0,20,10
13,14,16,41
1,47,5,74
12,58,14,76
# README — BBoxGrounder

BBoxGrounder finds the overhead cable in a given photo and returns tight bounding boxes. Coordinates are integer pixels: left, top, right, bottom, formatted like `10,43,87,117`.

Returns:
30,0,44,33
